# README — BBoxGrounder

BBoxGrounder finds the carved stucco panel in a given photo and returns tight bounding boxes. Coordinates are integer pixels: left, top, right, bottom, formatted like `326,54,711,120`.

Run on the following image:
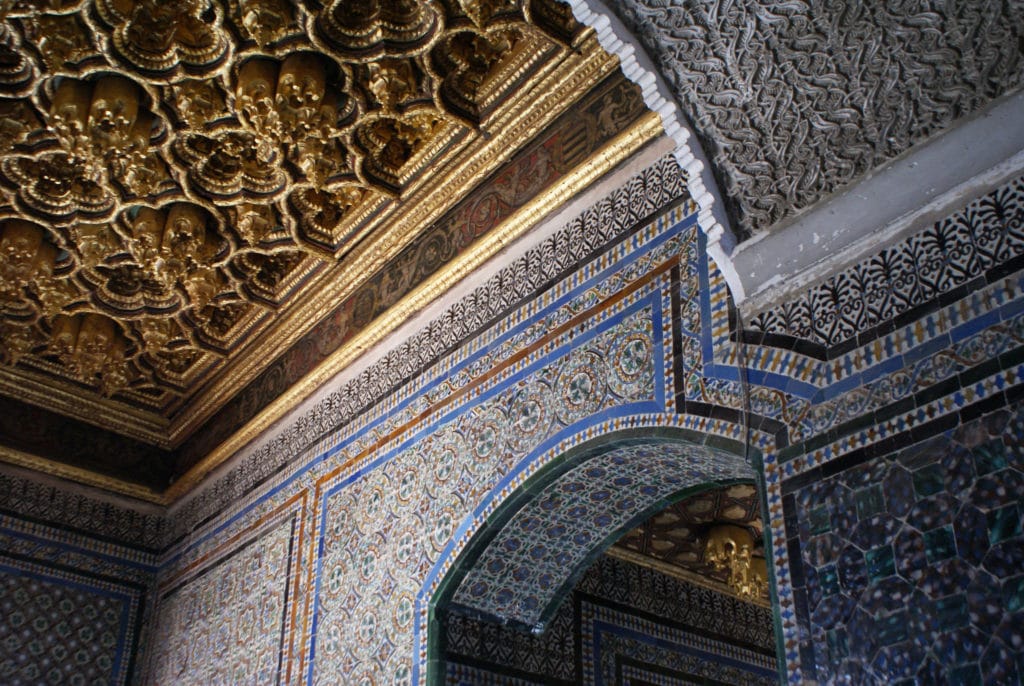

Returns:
609,0,1024,238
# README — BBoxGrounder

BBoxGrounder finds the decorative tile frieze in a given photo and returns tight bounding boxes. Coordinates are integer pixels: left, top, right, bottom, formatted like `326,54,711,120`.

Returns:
170,153,690,541
749,175,1024,349
0,468,164,550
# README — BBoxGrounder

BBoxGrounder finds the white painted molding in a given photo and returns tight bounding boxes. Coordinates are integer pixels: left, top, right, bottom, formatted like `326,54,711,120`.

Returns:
567,0,744,299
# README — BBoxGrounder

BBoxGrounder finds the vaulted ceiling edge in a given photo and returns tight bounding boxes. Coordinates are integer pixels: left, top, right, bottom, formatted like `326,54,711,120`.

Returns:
607,0,1024,239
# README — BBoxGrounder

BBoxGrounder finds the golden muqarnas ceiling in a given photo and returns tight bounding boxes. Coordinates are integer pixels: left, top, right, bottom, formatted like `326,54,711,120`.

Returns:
0,0,661,497
612,484,771,604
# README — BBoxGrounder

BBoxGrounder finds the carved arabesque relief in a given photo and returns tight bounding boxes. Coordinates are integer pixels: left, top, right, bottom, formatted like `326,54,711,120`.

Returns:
0,0,583,408
610,0,1024,238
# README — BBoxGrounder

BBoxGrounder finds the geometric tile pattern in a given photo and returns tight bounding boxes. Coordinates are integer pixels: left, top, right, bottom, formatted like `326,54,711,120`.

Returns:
0,506,153,686
575,555,776,652
452,441,753,628
144,516,296,684
443,554,776,685
22,146,1022,686
157,150,1024,683
313,300,665,684
444,664,548,685
581,598,777,685
786,400,1024,684
0,571,128,686
444,590,577,683
750,175,1024,348
169,154,691,539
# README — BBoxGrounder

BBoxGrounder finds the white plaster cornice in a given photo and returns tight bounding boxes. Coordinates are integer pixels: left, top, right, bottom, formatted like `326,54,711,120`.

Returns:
567,0,744,299
734,90,1024,315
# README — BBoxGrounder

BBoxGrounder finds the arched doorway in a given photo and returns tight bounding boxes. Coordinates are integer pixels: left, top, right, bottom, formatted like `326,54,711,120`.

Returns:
426,433,782,683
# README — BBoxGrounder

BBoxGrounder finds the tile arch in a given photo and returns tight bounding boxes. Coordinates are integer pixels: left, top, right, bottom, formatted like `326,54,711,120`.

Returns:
425,428,759,673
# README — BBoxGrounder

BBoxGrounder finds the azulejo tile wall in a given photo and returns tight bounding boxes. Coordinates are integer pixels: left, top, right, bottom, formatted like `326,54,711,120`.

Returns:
0,510,155,685
141,156,736,684
784,401,1024,684
148,158,1024,684
311,295,675,683
145,513,300,683
449,441,753,629
9,150,1024,684
443,555,777,685
738,175,1024,682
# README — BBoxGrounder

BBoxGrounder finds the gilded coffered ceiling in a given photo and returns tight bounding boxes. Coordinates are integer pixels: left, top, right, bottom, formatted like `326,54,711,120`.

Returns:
0,0,662,498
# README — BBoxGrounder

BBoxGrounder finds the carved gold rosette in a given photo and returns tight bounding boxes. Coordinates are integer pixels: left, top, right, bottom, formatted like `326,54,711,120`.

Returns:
0,0,656,491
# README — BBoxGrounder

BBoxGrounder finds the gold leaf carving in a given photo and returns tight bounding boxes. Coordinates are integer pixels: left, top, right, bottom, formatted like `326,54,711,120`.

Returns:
25,13,97,72
229,0,297,47
48,313,132,395
95,0,230,77
316,0,442,59
0,0,649,495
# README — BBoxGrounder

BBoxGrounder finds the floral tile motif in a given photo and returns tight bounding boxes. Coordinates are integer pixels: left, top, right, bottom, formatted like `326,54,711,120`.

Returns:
312,301,666,684
749,175,1024,351
145,515,298,684
451,441,753,628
